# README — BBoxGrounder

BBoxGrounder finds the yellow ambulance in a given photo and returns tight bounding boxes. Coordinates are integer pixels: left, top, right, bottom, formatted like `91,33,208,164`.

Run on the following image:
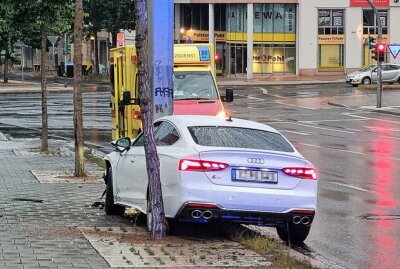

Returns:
109,44,233,140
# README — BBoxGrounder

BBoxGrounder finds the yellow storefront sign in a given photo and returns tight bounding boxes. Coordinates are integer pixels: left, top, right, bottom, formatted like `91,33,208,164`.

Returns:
226,32,296,44
318,35,345,45
181,30,226,42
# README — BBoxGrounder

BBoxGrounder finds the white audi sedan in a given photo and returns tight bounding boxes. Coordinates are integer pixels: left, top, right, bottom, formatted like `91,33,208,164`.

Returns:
103,115,317,244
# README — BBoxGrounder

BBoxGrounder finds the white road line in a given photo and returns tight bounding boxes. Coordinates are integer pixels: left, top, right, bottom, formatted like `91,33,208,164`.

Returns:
281,130,312,136
301,118,367,123
300,143,400,161
258,87,268,94
365,126,400,132
293,123,355,133
329,181,375,193
276,102,317,110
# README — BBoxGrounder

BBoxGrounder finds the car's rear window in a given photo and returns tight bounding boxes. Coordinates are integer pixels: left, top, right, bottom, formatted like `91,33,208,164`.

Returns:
188,126,294,152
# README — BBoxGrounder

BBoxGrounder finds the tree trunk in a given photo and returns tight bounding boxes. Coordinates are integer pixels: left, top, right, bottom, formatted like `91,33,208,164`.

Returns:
73,0,85,177
40,23,48,152
134,0,166,240
94,32,99,75
3,51,9,83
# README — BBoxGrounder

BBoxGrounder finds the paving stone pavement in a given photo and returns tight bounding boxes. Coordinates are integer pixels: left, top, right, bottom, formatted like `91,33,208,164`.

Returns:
0,138,275,269
0,138,134,269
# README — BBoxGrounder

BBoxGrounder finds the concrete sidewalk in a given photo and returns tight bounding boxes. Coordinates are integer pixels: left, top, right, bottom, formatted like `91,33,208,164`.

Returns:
0,136,322,268
216,74,344,86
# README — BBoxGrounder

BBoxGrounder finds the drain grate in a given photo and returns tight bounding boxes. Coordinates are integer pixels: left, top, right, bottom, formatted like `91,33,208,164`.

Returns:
12,198,44,203
359,214,400,220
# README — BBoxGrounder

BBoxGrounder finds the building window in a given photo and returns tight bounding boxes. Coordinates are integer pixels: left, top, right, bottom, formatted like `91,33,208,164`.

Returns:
362,10,388,66
318,10,344,35
318,9,345,71
363,10,388,35
181,4,209,31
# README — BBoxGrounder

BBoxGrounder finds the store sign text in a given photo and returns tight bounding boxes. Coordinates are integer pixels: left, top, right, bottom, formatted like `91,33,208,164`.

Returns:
253,55,285,64
318,35,345,44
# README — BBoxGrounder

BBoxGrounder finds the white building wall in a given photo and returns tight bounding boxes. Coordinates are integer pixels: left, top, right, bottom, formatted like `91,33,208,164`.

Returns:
389,7,400,64
345,7,363,73
298,0,350,75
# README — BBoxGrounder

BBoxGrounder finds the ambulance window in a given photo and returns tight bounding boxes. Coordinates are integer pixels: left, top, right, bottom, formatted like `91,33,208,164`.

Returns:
135,73,139,97
173,71,218,100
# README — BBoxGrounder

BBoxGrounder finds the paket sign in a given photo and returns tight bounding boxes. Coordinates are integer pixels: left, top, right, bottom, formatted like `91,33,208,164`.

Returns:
350,0,389,7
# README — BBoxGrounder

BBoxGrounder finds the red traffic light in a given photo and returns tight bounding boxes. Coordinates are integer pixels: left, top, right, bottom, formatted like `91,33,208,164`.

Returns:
377,43,386,52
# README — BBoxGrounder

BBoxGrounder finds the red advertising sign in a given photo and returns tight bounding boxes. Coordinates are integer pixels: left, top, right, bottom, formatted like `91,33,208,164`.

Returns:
350,0,389,7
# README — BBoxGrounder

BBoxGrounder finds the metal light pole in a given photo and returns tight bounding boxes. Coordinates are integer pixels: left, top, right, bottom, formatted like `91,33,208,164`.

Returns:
366,0,383,108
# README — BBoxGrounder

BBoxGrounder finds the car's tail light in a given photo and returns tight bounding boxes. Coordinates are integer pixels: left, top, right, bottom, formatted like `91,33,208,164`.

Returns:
282,167,317,180
179,159,228,172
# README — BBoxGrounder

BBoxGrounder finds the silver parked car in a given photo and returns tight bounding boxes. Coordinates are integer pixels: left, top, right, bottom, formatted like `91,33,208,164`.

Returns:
346,64,400,86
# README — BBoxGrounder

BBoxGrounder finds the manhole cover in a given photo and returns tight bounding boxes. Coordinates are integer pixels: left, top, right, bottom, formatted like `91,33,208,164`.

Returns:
359,214,400,220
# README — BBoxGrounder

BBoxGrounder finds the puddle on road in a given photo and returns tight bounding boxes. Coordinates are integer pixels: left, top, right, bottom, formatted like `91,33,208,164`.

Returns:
12,197,44,203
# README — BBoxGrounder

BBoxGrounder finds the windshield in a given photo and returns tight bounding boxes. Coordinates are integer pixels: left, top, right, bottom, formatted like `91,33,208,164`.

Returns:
360,66,376,72
188,126,295,152
173,71,218,100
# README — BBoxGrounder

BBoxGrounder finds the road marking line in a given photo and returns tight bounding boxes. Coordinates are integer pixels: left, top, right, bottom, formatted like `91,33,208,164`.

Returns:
281,130,312,136
300,143,400,161
276,102,317,110
258,87,268,94
293,123,355,133
329,181,375,193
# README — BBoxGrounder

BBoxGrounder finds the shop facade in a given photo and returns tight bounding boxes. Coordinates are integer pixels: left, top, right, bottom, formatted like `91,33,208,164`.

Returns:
174,0,400,77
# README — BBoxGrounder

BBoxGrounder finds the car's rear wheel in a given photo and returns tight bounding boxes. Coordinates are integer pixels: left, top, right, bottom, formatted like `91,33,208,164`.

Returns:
398,77,400,84
362,77,371,85
105,167,125,215
352,84,358,87
276,224,311,245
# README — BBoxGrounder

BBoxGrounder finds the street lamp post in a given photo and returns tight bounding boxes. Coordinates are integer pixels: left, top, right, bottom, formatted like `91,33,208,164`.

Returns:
366,0,383,108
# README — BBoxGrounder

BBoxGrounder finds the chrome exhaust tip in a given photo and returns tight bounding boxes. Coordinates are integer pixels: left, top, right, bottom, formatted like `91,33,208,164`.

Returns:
202,210,213,219
191,210,202,219
301,216,310,225
293,216,302,225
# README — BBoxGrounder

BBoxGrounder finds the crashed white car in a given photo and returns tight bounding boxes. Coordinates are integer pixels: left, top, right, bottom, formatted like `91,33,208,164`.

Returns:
103,115,317,244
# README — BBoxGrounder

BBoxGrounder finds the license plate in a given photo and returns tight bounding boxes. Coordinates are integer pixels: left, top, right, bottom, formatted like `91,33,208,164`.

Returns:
232,169,278,183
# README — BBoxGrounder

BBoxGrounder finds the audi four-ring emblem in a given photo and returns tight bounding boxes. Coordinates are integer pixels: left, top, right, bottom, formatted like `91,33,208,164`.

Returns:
247,158,265,164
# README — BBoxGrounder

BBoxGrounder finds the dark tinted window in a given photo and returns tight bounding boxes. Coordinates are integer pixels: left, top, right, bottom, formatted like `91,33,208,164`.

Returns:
390,65,400,70
132,122,179,147
155,122,179,146
188,126,294,152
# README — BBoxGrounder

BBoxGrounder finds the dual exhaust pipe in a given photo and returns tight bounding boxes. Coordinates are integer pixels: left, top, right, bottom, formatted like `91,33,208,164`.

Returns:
191,210,213,220
293,215,310,225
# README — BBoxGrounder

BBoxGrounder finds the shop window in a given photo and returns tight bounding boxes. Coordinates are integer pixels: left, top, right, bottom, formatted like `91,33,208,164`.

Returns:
215,4,226,31
318,10,344,36
363,10,388,36
318,9,344,71
180,4,209,31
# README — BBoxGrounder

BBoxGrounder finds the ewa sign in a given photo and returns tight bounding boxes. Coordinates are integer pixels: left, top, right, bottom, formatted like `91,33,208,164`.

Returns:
350,0,389,7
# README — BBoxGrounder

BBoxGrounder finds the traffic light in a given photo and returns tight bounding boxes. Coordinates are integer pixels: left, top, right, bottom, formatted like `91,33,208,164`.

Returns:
372,42,386,62
368,36,376,49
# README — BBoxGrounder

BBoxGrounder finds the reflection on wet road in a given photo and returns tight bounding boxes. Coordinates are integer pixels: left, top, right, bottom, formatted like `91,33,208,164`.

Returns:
1,84,400,269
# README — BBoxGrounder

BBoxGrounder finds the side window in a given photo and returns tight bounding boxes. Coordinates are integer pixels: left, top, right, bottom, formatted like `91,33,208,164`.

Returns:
132,121,179,147
132,133,145,147
390,65,400,70
381,65,389,71
155,122,180,146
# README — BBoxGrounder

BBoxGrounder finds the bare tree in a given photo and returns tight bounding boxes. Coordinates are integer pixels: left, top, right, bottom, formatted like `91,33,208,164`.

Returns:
40,23,48,152
134,0,166,239
73,0,85,176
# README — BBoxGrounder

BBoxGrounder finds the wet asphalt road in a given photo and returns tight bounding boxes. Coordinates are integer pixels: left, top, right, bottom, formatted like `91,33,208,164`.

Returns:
1,82,400,269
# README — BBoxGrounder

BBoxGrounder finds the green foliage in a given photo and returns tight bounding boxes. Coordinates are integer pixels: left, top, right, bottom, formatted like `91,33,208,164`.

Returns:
0,0,74,54
84,0,135,46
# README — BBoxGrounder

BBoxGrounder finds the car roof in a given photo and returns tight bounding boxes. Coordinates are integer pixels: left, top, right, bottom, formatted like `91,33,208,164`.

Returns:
157,115,279,133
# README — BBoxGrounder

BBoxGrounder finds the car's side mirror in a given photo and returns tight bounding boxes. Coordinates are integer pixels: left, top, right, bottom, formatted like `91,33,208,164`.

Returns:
114,137,131,152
